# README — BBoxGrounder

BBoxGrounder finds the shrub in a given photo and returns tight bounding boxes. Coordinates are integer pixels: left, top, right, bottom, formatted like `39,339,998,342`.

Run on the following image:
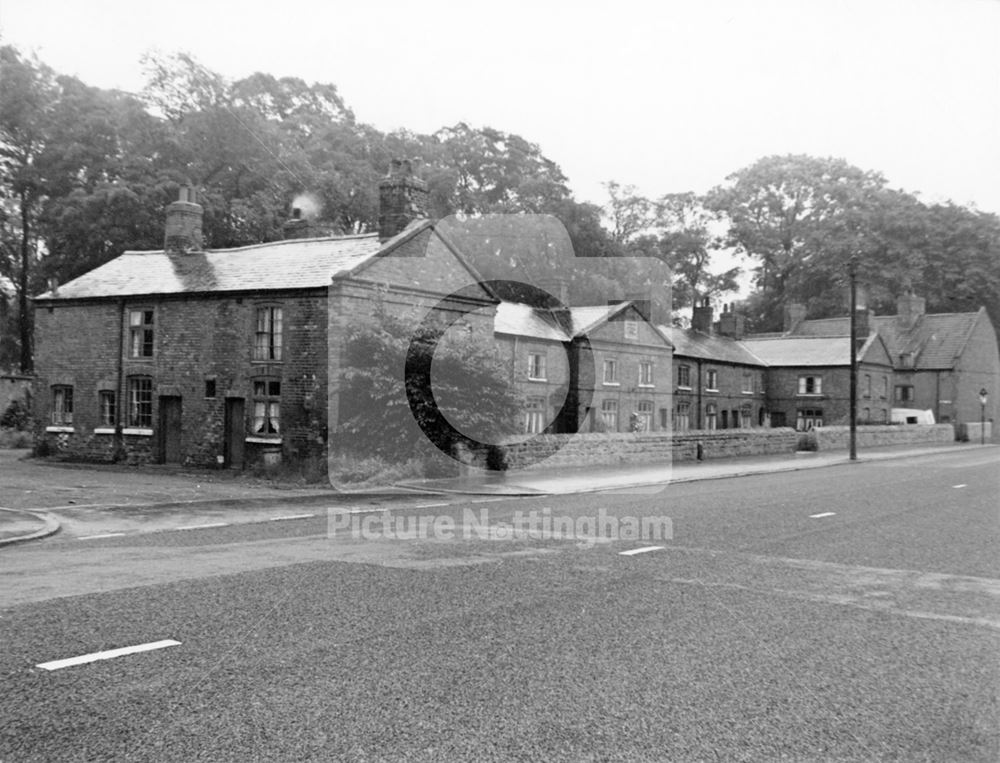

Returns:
0,427,33,449
0,399,31,430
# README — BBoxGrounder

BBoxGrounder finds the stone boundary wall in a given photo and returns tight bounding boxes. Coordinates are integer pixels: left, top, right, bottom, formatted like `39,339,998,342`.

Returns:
495,428,800,471
811,424,954,450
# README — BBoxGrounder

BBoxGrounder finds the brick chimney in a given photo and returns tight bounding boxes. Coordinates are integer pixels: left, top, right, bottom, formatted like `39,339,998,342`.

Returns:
378,159,429,242
164,186,203,254
854,308,875,349
783,302,807,333
283,207,313,240
717,303,746,339
691,297,713,334
896,291,925,330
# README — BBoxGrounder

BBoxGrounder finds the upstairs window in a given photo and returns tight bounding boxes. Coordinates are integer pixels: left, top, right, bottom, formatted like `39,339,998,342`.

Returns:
527,352,547,381
127,377,153,428
129,309,154,358
882,377,889,399
253,379,281,435
705,369,718,391
254,306,283,361
51,385,73,426
677,365,691,388
742,371,754,394
603,359,619,385
864,374,872,398
639,361,654,387
798,375,823,395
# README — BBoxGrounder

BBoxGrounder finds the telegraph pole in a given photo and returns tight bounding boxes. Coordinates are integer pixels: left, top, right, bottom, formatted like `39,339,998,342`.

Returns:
849,257,858,461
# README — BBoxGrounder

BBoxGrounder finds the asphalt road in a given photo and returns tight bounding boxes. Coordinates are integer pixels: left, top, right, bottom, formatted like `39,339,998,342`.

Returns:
1,449,997,761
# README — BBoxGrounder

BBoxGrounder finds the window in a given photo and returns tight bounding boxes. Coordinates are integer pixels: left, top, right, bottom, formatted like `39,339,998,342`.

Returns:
705,403,717,430
639,361,654,387
127,377,153,428
254,306,283,361
705,369,718,391
677,365,691,388
129,309,154,358
864,374,871,398
720,409,729,429
798,375,823,395
51,386,73,425
882,377,888,399
601,399,619,431
796,408,823,431
740,404,752,428
880,409,888,423
861,407,870,423
634,400,654,432
742,371,753,394
675,402,690,432
659,408,669,430
623,319,638,339
524,397,546,434
527,352,546,381
603,359,619,385
98,390,116,427
895,385,914,403
253,379,281,435
204,379,217,399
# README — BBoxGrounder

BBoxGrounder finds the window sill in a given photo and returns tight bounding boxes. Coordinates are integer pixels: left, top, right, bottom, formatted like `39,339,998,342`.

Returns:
704,388,719,393
638,384,655,389
93,427,116,435
676,385,692,392
527,377,547,383
246,436,282,445
741,391,755,395
46,426,74,433
796,393,825,398
123,427,153,436
603,382,620,387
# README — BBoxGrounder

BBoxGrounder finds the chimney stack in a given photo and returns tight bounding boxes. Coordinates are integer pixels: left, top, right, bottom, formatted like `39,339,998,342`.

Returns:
283,207,313,240
717,303,746,339
896,291,925,330
691,297,714,334
164,186,203,254
783,302,807,333
378,159,429,242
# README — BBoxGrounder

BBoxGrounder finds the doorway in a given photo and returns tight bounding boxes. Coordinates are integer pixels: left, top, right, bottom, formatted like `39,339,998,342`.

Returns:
224,397,245,469
158,396,183,464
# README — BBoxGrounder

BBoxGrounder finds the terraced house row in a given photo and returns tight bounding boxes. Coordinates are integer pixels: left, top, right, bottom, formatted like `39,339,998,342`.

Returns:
32,164,998,467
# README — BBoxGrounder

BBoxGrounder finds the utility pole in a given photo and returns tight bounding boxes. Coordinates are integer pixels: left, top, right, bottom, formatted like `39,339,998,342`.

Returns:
849,257,858,461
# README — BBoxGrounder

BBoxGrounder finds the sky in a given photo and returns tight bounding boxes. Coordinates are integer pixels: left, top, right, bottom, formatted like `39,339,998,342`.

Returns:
1,0,998,217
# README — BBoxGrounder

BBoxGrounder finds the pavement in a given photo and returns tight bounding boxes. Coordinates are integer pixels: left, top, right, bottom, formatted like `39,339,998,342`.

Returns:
1,440,994,546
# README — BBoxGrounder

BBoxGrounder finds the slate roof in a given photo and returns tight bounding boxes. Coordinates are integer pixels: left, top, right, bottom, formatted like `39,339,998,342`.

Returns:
495,301,672,347
792,311,983,370
741,335,858,367
660,326,766,366
35,232,388,300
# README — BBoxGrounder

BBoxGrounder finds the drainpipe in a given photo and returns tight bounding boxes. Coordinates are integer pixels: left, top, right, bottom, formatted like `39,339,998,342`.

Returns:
696,361,703,429
115,298,125,461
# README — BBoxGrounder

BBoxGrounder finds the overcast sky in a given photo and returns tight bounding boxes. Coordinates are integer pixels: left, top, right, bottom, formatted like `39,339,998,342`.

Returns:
2,0,998,216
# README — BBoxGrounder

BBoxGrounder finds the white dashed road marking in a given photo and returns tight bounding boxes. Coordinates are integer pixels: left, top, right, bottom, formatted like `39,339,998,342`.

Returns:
269,514,315,521
36,639,181,671
619,546,665,556
810,512,836,518
77,533,126,540
953,484,967,489
413,502,450,509
175,522,229,531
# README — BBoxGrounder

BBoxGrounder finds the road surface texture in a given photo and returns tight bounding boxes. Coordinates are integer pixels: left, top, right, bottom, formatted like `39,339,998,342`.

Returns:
1,448,997,761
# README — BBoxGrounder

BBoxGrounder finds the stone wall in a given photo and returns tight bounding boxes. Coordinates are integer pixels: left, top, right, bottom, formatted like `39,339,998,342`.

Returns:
495,428,799,471
811,424,954,450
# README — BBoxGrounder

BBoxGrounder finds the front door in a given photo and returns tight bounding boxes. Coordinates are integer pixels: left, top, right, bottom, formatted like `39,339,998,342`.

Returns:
158,396,183,464
224,397,245,469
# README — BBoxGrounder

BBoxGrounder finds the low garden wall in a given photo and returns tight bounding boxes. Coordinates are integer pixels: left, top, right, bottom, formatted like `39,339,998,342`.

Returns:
810,424,954,450
494,428,800,471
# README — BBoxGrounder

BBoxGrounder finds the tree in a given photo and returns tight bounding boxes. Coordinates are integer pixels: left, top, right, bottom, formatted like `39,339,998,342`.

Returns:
603,181,656,245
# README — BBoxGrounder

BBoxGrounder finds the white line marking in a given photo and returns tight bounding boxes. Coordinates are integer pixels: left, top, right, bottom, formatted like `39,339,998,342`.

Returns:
77,533,126,540
336,507,389,515
36,639,181,671
269,514,315,521
810,512,836,518
619,546,665,556
413,502,449,509
175,522,228,531
953,484,967,489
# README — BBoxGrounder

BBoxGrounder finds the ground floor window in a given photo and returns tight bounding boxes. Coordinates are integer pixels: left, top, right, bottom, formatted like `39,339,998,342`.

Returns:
51,385,73,425
524,397,545,434
99,390,116,427
601,399,618,431
796,408,823,431
675,402,690,432
127,377,153,428
632,400,653,432
895,385,914,403
659,408,669,430
253,379,281,435
705,403,717,430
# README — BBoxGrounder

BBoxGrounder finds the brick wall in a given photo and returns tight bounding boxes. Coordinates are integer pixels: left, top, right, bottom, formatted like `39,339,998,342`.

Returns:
766,363,893,429
672,357,766,430
811,424,954,450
